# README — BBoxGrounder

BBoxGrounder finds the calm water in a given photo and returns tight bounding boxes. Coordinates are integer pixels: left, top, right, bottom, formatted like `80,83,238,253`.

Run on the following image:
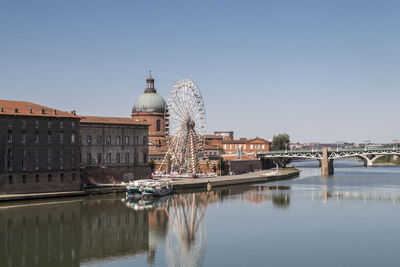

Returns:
1,159,400,267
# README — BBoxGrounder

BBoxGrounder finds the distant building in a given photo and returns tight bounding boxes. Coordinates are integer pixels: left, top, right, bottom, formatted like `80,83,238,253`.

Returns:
80,116,150,184
0,100,81,194
131,73,167,161
214,130,234,140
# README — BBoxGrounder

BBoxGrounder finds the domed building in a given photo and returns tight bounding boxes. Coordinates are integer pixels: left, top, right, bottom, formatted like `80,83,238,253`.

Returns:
132,73,168,161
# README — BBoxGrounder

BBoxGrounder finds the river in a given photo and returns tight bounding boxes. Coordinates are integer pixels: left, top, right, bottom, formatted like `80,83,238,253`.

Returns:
1,159,400,267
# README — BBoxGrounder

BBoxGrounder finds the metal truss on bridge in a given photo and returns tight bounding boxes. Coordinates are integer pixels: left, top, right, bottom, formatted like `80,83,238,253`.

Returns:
258,147,400,166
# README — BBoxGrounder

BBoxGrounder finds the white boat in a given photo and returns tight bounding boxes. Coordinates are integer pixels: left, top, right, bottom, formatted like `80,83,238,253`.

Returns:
126,179,173,197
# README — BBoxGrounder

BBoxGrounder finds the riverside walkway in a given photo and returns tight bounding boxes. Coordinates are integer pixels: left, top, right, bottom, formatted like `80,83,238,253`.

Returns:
172,168,299,191
0,168,299,201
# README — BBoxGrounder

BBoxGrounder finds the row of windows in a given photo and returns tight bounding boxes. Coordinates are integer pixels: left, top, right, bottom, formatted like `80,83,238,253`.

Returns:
7,148,76,171
86,135,147,146
7,130,76,144
86,152,147,165
223,144,266,150
7,173,76,184
8,120,76,129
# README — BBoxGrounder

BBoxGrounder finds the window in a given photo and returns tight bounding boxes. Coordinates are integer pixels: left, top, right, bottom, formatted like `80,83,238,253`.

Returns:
60,173,64,182
9,175,13,184
116,153,120,164
59,132,64,144
107,153,111,164
34,120,39,128
156,120,161,132
224,144,227,149
48,121,51,128
134,153,138,163
22,175,26,184
35,174,39,183
125,136,129,145
34,149,39,170
87,135,92,145
21,120,26,128
60,121,63,129
87,153,92,164
7,149,12,171
262,145,265,149
71,132,75,143
97,135,102,145
60,149,64,170
72,121,75,128
8,130,12,142
125,153,129,163
22,149,26,170
48,174,52,182
116,136,121,145
21,130,26,143
134,136,139,144
34,131,39,143
48,131,52,144
143,153,147,163
250,144,254,149
106,136,111,144
143,136,148,145
8,120,13,128
47,149,52,169
71,149,75,168
97,153,102,164
72,173,75,181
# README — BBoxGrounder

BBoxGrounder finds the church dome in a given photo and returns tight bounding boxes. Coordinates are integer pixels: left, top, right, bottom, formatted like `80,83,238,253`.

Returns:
132,72,166,113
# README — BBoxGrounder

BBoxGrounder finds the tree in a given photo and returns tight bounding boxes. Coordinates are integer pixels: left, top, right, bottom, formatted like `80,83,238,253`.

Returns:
149,159,156,172
270,133,291,167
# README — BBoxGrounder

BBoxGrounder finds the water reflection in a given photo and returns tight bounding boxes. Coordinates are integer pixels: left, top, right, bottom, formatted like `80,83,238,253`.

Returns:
2,164,400,267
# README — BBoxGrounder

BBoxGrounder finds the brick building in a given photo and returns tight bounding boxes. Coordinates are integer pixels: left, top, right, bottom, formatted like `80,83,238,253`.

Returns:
80,116,150,184
0,100,81,194
221,137,270,155
131,73,167,161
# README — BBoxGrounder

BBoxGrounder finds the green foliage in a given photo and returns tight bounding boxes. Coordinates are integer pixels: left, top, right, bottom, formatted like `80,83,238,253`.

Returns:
149,159,156,172
218,159,229,175
270,133,291,168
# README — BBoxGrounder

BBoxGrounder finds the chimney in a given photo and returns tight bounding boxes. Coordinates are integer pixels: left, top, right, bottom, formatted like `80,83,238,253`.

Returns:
70,110,76,115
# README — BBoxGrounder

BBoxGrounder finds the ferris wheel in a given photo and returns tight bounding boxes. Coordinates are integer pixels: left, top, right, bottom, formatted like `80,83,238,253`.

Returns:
159,79,209,175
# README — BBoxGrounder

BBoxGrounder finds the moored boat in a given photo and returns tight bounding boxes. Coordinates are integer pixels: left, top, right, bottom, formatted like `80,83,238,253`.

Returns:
126,179,173,198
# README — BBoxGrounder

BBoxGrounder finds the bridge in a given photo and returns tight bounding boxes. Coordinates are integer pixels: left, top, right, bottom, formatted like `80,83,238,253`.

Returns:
258,147,400,176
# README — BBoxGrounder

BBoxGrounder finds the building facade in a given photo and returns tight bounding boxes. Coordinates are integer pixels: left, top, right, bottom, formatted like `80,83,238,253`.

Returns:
131,74,168,161
0,100,81,194
80,116,150,184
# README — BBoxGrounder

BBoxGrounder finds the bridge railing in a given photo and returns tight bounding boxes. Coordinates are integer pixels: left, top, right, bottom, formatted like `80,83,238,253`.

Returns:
258,147,399,155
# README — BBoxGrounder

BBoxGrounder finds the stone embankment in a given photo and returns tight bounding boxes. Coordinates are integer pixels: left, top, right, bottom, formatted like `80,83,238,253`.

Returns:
0,168,299,201
173,167,299,192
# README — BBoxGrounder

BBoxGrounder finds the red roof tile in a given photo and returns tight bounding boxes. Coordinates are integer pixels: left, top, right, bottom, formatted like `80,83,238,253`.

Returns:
81,116,150,126
0,99,79,118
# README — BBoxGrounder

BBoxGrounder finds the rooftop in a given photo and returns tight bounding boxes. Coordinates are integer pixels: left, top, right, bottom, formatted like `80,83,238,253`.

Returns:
81,116,150,126
0,99,79,118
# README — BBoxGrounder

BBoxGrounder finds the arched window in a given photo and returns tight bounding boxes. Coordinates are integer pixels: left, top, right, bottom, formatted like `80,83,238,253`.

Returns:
156,120,161,132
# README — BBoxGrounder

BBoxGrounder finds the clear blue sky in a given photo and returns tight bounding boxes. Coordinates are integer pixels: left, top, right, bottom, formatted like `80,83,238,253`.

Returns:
1,0,399,143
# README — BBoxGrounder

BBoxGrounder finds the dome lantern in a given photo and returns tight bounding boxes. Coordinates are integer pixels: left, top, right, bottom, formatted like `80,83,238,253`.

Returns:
132,72,166,114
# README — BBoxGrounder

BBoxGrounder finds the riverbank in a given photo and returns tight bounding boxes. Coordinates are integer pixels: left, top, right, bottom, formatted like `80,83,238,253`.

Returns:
0,168,299,201
172,167,299,192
